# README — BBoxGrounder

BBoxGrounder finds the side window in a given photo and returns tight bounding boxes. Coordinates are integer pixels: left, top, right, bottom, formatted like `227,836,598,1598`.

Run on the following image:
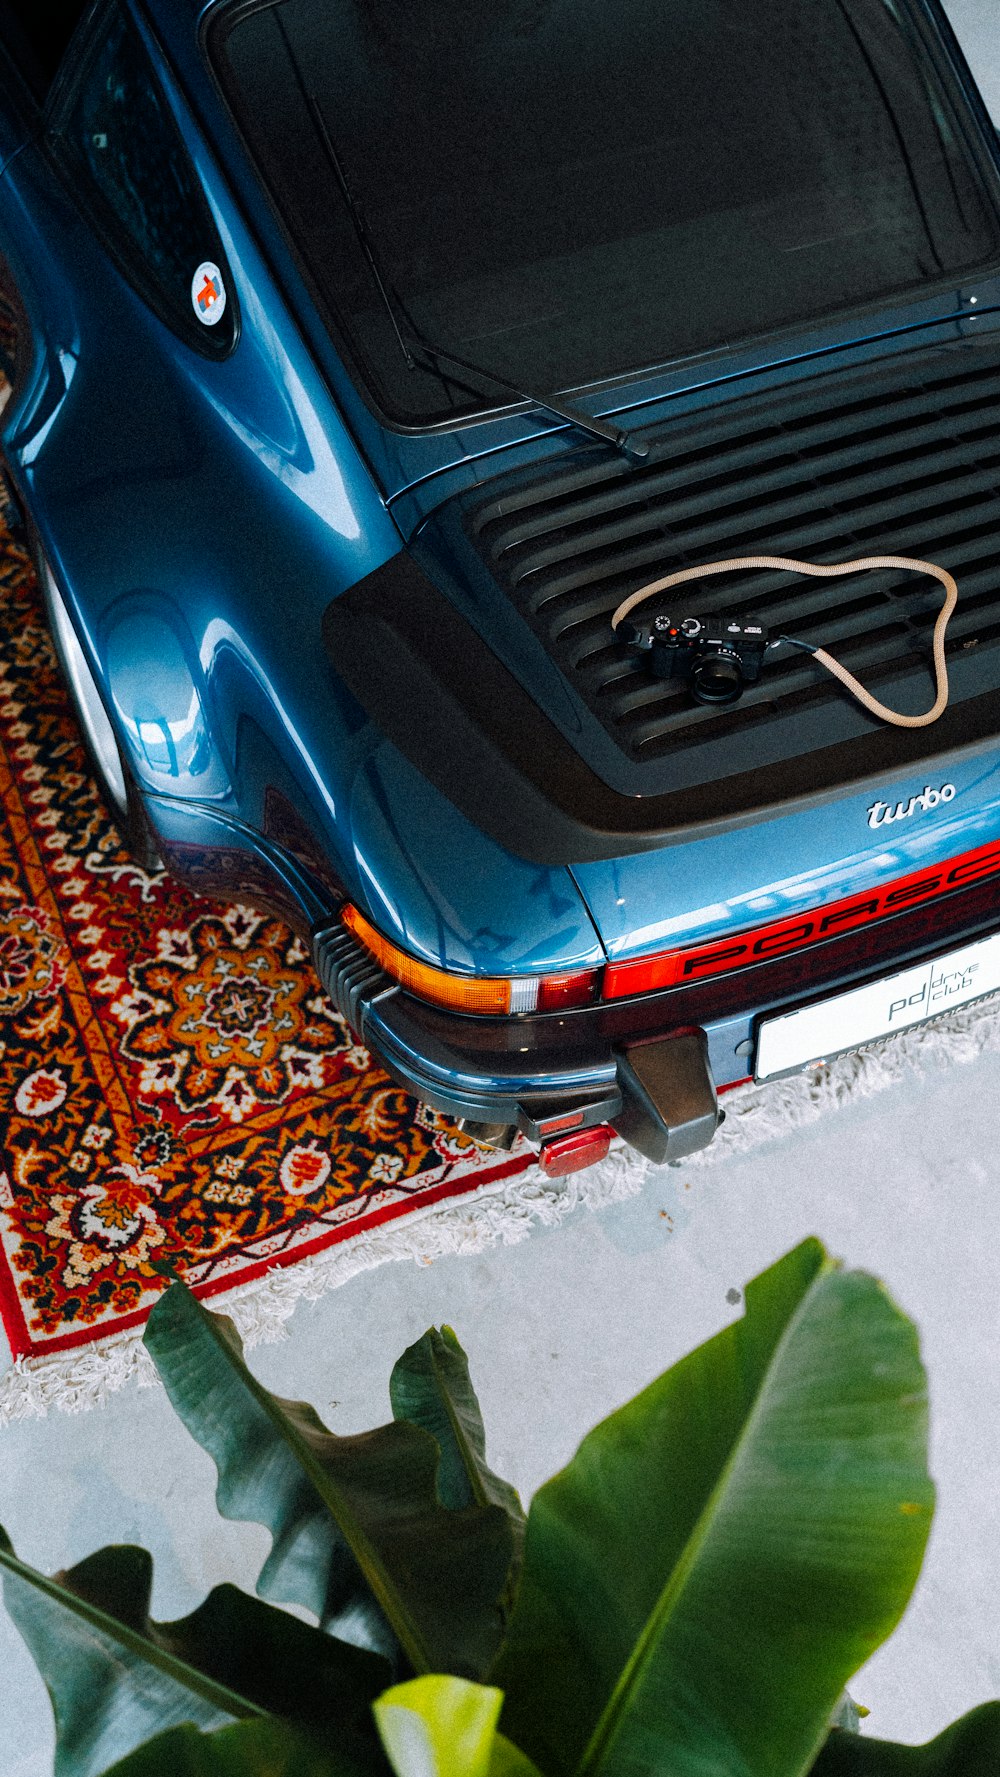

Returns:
53,5,236,355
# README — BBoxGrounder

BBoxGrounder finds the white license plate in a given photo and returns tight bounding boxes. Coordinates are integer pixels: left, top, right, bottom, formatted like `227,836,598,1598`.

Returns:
754,929,1000,1081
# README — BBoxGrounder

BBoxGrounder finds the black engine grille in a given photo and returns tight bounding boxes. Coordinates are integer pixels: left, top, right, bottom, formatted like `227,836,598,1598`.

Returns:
468,337,1000,772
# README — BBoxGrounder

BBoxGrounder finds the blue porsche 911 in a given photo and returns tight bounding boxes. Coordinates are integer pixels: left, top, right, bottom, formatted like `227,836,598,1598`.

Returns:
0,0,998,1175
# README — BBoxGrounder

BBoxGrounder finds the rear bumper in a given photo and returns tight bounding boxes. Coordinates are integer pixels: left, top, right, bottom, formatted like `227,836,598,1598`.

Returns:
313,866,1000,1163
313,922,721,1163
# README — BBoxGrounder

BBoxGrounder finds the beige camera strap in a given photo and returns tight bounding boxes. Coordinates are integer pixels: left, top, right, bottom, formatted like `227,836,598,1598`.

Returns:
610,553,958,729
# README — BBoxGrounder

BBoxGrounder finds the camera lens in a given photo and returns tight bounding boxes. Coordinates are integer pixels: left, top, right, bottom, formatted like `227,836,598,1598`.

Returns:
690,650,743,705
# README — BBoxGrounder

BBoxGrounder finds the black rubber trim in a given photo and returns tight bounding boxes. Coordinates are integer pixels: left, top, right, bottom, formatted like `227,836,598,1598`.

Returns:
323,551,1000,865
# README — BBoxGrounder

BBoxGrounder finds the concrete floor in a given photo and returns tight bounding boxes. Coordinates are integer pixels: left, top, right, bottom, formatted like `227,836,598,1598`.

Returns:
1,3,998,1772
945,0,999,122
2,1041,1000,1773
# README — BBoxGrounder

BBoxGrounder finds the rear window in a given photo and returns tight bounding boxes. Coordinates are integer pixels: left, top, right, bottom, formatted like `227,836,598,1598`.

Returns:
210,0,1000,425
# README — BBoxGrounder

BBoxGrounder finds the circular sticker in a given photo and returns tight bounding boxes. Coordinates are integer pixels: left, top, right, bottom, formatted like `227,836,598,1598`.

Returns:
191,260,227,327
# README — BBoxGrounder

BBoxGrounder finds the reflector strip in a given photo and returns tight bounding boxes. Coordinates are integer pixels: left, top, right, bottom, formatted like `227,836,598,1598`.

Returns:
538,1125,614,1177
535,1109,586,1136
603,836,1000,999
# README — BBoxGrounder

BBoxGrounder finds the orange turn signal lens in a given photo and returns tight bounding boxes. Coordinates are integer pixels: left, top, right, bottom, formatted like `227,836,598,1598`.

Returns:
341,904,599,1016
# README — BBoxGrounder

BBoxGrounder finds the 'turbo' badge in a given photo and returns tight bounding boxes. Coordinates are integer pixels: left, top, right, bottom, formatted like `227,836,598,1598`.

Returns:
191,261,227,326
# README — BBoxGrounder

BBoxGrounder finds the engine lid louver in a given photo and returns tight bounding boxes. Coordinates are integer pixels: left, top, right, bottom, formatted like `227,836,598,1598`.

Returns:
462,335,1000,795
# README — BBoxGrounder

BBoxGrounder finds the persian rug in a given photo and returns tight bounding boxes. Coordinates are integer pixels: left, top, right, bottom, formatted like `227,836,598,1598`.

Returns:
0,507,546,1400
1,488,998,1420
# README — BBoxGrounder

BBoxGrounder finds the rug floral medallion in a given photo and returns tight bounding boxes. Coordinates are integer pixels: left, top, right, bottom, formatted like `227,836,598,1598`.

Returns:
0,516,529,1362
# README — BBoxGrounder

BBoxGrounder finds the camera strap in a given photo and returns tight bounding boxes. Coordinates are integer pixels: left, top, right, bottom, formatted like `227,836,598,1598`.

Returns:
610,554,957,728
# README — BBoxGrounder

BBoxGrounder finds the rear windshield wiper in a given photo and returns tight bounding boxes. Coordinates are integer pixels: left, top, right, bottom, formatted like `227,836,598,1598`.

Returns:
305,88,648,464
404,334,648,463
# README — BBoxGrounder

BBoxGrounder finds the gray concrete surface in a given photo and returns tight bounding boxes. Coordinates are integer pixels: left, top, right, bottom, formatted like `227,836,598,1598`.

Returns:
0,2,998,1771
944,0,1000,120
2,1042,1000,1773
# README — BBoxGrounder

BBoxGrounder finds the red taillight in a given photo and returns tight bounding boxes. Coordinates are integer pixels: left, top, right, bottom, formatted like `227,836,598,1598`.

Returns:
535,970,600,1012
538,1124,614,1176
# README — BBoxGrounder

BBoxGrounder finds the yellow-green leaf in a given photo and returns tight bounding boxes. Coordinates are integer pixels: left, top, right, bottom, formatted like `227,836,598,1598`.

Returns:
374,1676,544,1777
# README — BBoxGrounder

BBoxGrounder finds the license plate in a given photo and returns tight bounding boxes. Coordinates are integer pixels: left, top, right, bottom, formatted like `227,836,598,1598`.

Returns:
754,928,1000,1081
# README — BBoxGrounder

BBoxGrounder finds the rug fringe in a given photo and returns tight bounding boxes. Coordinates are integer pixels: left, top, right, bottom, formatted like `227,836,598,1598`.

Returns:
0,1142,650,1424
2,991,997,1423
695,988,1000,1166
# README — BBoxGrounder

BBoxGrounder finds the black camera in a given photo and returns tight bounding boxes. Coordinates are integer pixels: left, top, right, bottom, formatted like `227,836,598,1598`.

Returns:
619,612,770,705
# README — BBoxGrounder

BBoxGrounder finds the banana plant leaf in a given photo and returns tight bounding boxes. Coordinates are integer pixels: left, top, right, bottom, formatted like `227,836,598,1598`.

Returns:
143,1283,514,1679
373,1676,544,1777
0,1531,391,1777
98,1720,383,1777
389,1328,525,1592
494,1238,934,1777
810,1705,1000,1775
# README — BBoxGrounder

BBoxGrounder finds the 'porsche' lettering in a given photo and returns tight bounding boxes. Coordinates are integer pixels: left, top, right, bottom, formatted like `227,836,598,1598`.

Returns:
817,897,880,933
608,834,1000,1001
947,848,1000,886
681,943,747,978
881,876,942,909
752,921,815,957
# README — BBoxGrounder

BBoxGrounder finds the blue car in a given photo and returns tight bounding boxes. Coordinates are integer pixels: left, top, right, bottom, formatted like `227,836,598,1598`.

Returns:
0,0,998,1175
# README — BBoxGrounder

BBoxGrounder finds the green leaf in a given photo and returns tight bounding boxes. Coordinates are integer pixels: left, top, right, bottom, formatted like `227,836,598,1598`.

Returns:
168,1584,389,1721
0,1531,390,1777
98,1719,377,1777
809,1704,1000,1775
373,1676,544,1777
494,1238,934,1777
389,1328,526,1589
0,1533,249,1777
144,1283,514,1679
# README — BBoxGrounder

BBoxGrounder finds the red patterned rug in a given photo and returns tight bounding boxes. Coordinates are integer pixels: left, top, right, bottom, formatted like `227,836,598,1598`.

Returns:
1,495,992,1413
0,509,535,1379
